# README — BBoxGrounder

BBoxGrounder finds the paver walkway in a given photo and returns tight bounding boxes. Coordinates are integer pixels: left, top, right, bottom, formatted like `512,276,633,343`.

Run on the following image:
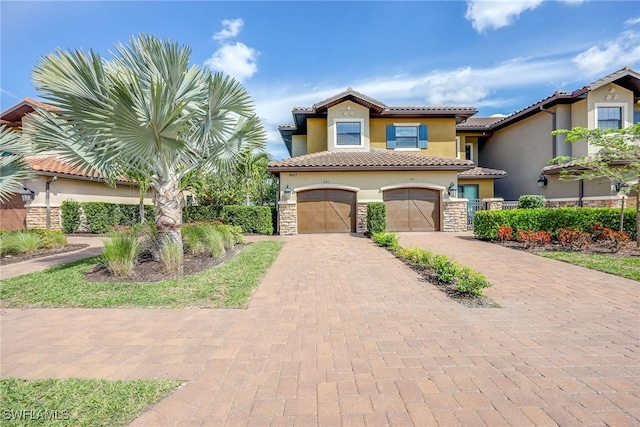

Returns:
0,235,104,280
1,233,638,426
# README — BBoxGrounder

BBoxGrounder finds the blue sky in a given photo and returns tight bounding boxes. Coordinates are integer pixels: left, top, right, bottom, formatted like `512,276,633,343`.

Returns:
2,1,639,159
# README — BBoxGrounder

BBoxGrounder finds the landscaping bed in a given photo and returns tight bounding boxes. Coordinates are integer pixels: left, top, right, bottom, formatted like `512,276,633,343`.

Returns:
0,244,88,266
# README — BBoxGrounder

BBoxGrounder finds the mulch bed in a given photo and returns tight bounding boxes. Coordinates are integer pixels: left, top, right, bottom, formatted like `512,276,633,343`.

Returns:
0,244,89,266
498,240,640,257
84,245,245,283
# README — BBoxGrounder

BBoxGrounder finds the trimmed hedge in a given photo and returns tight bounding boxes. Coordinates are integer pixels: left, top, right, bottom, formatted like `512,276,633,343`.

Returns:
366,202,386,235
61,200,155,234
222,205,273,235
183,205,222,223
474,207,637,240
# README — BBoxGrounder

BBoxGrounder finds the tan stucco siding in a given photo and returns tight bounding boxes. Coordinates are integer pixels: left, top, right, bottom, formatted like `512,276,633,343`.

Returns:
292,135,307,157
457,178,494,199
543,175,615,200
480,112,554,200
278,170,457,202
306,118,327,154
327,101,370,152
370,118,457,158
23,176,152,208
570,99,588,157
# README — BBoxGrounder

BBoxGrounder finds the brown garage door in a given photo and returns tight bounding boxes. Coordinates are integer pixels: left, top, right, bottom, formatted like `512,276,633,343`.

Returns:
0,194,27,230
297,189,356,233
384,188,440,232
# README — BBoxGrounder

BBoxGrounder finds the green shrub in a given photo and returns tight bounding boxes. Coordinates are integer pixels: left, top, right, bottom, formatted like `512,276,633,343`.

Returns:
5,232,42,255
432,254,458,284
372,232,399,250
366,202,386,235
228,225,244,244
83,202,117,234
215,225,235,250
102,230,140,277
518,195,545,209
26,229,67,249
456,266,491,296
201,226,226,258
474,207,637,241
160,239,183,275
222,205,273,235
61,200,82,233
181,225,208,255
183,205,222,223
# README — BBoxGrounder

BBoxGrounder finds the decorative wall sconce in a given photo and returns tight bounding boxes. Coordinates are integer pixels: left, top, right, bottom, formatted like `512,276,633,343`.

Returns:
283,185,292,200
537,174,548,188
447,182,457,197
19,187,35,202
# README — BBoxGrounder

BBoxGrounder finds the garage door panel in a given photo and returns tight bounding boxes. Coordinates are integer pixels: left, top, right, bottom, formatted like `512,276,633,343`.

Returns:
297,189,355,233
384,188,440,232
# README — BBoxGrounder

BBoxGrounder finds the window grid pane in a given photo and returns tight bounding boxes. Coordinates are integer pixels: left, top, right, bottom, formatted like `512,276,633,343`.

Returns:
395,126,418,148
598,107,622,130
336,122,361,145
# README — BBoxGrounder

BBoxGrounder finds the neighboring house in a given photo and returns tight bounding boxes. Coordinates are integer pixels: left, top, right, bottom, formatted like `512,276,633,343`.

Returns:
268,88,507,235
0,98,152,230
457,66,640,206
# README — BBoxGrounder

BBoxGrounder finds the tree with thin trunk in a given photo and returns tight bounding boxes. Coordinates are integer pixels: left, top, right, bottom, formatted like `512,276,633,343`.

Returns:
551,124,640,247
25,35,266,271
236,148,269,206
0,126,34,202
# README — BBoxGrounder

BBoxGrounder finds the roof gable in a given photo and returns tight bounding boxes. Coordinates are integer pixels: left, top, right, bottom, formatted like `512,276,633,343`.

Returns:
313,87,387,113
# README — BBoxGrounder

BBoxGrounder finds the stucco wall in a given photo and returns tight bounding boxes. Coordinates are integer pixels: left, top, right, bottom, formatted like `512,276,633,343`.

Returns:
479,112,554,200
457,178,494,199
306,118,327,154
370,117,457,158
327,101,370,152
292,135,307,157
278,170,456,203
540,174,616,201
23,175,152,209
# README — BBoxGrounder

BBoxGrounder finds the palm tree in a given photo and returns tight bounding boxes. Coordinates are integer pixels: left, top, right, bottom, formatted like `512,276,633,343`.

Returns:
0,126,34,202
236,148,270,205
26,34,266,270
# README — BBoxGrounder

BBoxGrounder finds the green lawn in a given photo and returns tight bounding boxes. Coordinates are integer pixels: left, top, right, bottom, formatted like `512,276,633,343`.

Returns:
538,251,640,281
0,241,284,308
0,378,180,426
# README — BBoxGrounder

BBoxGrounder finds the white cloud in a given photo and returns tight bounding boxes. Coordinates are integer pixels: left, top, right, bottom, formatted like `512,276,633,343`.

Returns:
205,42,259,82
626,17,640,26
573,31,640,75
0,88,17,99
465,0,544,32
212,18,244,41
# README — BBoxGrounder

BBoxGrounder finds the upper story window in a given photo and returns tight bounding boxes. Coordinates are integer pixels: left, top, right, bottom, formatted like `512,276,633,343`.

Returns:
465,144,473,162
386,124,428,150
598,107,622,130
336,121,362,146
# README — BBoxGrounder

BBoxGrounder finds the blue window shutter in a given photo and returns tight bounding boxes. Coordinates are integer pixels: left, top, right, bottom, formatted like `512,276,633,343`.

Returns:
386,125,396,149
418,125,428,149
634,111,640,124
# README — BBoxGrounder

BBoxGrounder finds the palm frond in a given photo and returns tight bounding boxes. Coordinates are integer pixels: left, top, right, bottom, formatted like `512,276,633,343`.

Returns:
0,127,34,202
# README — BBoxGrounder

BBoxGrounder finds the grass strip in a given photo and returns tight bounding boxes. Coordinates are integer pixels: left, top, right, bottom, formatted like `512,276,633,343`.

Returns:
0,241,284,308
538,251,640,281
0,378,180,426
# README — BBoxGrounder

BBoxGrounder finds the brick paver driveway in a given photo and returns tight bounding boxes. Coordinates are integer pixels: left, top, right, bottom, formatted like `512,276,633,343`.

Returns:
1,233,638,426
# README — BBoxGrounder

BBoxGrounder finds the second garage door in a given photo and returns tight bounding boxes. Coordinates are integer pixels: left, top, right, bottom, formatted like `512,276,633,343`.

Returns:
297,189,356,234
384,188,440,232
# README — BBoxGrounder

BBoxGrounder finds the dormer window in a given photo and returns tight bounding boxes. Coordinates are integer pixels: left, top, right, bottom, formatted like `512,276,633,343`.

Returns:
598,107,622,130
335,120,363,146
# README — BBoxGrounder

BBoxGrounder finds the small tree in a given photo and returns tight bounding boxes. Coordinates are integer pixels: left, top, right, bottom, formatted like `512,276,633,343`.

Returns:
551,123,640,246
0,126,34,202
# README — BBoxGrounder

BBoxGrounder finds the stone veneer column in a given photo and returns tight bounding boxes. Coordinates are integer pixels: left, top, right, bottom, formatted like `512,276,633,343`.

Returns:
442,199,468,232
357,203,368,234
482,198,503,211
25,207,62,230
277,201,297,235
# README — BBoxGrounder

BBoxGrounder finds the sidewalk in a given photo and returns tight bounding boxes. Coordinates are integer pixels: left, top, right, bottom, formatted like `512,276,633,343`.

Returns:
0,235,104,280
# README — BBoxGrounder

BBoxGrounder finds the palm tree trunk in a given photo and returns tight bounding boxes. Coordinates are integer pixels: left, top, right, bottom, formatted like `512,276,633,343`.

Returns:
153,177,184,272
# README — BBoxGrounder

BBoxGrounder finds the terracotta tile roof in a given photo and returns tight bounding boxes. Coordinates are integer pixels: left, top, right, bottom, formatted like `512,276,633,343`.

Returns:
23,97,59,112
458,166,507,178
24,155,132,184
313,88,387,113
268,149,475,172
457,117,506,129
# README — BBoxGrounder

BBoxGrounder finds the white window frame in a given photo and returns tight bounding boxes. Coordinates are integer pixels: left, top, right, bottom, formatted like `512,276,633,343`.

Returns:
333,118,364,148
594,102,627,130
456,136,461,159
392,122,421,151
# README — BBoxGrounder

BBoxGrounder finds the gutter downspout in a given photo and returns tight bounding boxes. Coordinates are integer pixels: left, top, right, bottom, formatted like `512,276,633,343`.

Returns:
578,179,584,207
45,176,57,229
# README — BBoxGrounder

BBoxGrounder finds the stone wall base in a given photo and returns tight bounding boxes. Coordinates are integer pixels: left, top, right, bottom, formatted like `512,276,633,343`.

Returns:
278,202,297,235
442,199,468,232
357,203,368,234
25,207,62,230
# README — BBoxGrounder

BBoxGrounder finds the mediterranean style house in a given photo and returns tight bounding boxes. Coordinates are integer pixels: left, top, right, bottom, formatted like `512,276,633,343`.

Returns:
457,66,640,206
0,98,151,230
268,88,507,235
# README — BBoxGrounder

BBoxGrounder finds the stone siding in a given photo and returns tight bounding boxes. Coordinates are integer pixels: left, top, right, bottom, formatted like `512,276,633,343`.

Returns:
278,202,297,235
482,198,504,211
357,203,368,234
442,199,467,232
25,207,62,230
